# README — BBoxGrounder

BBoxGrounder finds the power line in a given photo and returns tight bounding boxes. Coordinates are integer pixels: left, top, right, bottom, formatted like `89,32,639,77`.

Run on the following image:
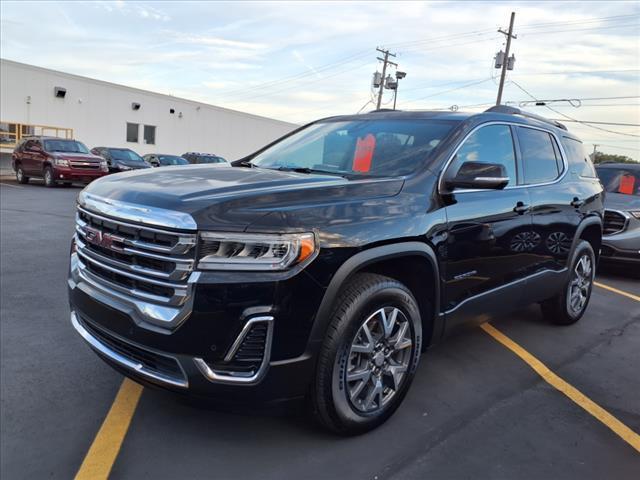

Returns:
402,78,494,106
547,119,640,127
509,81,640,138
596,144,640,153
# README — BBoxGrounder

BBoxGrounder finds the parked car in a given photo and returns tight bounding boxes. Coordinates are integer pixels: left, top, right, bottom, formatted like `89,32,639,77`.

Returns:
69,106,603,435
595,162,640,265
143,154,190,167
12,136,108,187
90,147,151,173
182,152,229,165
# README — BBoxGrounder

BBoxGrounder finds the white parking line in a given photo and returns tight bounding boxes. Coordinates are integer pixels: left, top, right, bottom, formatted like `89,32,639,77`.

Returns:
0,182,23,189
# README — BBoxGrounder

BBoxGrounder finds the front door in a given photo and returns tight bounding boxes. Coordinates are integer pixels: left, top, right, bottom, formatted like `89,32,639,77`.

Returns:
442,123,535,327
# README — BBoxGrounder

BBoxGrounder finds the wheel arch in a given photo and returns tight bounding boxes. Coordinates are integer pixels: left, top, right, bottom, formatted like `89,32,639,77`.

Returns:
571,216,603,264
309,242,442,352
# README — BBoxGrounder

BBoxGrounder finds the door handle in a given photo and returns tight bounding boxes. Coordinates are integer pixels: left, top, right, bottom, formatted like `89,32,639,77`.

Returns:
513,202,530,214
570,197,584,208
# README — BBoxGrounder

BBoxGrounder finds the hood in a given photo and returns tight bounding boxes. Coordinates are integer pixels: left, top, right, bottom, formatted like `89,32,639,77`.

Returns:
604,192,640,211
114,159,150,168
82,165,404,231
54,152,103,162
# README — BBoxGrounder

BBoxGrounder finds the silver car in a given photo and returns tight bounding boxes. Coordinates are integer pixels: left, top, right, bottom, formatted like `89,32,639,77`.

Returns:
596,163,640,266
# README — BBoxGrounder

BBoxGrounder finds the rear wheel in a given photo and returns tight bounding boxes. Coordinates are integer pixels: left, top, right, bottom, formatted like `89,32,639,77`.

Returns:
541,240,595,325
311,273,422,435
43,166,57,188
15,165,29,184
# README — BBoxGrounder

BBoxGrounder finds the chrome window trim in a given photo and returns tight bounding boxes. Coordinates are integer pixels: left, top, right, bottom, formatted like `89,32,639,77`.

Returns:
438,121,570,195
70,311,188,388
194,316,274,385
78,191,197,231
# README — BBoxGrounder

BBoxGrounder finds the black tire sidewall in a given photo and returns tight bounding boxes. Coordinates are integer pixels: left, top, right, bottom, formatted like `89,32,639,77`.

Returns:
327,282,422,431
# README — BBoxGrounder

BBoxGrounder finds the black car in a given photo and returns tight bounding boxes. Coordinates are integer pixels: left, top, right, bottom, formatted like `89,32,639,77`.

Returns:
69,106,603,434
91,147,151,173
182,152,229,165
143,154,190,167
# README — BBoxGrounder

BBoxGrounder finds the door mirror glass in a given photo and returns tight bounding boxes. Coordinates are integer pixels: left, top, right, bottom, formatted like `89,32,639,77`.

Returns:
446,161,509,190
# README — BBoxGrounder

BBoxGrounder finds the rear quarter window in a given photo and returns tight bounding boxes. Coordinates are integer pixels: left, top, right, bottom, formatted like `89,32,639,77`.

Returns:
562,137,597,178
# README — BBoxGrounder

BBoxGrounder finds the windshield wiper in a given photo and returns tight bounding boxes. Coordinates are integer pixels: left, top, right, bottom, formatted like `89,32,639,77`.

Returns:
275,166,346,177
235,160,259,168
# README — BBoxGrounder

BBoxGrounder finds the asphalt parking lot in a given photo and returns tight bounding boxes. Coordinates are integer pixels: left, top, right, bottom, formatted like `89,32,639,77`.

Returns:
1,178,639,480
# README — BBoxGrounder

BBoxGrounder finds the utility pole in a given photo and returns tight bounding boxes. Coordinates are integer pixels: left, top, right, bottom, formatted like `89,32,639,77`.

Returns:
496,12,517,106
375,47,397,109
592,144,599,162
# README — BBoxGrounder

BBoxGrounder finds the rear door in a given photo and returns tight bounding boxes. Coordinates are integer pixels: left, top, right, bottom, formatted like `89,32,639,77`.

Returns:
443,123,534,323
516,126,582,299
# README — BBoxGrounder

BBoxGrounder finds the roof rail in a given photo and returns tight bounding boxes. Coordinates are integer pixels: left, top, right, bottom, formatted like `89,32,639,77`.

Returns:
368,108,401,113
484,105,567,130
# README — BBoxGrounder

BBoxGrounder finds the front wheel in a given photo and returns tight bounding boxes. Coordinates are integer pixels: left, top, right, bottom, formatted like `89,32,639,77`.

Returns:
311,273,422,435
43,166,57,188
541,240,596,325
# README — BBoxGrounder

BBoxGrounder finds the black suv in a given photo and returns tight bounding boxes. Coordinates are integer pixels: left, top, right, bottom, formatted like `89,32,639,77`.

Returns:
69,106,603,434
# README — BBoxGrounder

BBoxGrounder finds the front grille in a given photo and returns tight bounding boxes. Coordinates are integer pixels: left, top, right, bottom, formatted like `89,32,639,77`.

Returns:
70,162,100,169
79,315,185,381
603,210,627,236
75,206,196,307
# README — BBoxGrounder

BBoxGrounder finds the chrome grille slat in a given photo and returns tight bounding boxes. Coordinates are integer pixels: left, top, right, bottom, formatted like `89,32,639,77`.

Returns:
75,207,197,311
603,209,628,236
76,236,189,281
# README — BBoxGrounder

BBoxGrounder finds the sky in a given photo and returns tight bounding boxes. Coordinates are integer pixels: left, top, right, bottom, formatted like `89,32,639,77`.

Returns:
1,0,639,159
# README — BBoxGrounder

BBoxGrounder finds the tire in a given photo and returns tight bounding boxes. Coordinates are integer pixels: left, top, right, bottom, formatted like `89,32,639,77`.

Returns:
15,165,29,184
311,273,423,435
541,240,596,325
43,166,57,188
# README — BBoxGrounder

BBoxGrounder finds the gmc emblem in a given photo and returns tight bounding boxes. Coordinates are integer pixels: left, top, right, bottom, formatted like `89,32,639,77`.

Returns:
84,227,122,251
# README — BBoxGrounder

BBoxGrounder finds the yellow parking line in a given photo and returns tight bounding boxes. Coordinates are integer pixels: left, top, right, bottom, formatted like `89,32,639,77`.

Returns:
75,379,143,480
595,281,640,302
481,323,640,453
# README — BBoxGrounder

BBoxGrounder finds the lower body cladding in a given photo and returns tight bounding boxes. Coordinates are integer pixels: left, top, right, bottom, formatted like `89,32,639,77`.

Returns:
68,257,324,404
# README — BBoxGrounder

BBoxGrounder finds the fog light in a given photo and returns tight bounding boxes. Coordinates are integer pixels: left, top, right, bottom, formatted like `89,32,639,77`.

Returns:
59,174,65,179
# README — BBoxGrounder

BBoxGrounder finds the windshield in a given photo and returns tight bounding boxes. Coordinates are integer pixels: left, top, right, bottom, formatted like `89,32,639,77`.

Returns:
109,149,145,163
596,166,640,196
159,155,189,165
250,119,457,177
43,140,89,154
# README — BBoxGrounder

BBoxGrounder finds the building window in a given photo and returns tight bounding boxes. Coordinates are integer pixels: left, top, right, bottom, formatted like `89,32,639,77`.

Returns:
126,122,139,143
144,125,156,145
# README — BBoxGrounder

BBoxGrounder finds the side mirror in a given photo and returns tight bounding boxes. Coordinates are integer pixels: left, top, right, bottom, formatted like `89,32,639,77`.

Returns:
446,161,509,190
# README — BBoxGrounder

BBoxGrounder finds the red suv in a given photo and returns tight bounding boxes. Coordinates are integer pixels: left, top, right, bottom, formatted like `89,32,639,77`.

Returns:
12,136,108,187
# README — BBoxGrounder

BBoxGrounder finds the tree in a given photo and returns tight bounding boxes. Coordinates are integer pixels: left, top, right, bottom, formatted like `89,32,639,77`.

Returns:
591,152,638,164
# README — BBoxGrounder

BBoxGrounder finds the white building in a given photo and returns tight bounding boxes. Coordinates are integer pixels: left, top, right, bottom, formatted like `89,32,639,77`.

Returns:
0,59,296,168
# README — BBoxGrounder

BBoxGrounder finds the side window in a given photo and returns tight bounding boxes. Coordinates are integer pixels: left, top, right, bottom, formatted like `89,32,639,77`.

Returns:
518,127,561,184
562,137,597,178
450,124,517,186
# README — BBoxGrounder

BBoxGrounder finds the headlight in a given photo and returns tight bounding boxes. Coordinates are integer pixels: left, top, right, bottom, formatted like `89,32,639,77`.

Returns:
198,232,317,271
100,161,109,172
118,163,133,171
54,158,69,167
629,210,640,219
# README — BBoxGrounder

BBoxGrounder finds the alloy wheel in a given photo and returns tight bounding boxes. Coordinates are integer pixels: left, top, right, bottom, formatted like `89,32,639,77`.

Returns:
16,168,23,182
567,254,593,315
346,307,413,413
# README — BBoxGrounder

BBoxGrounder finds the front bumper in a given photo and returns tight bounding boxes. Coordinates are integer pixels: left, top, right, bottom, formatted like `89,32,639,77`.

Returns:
68,253,324,402
54,165,107,182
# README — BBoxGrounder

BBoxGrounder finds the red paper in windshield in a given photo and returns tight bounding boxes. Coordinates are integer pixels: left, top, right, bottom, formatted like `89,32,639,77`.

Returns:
353,134,376,172
619,174,635,195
